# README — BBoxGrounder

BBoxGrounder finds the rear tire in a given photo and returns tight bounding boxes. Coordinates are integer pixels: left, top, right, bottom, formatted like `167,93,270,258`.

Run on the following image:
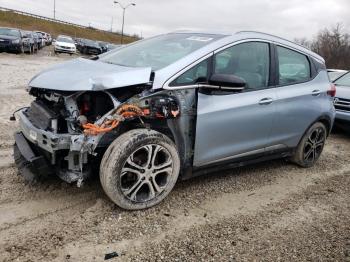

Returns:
100,129,180,210
291,122,327,168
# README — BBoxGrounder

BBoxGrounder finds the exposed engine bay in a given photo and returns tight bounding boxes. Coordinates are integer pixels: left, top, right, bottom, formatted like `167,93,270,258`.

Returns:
16,84,195,185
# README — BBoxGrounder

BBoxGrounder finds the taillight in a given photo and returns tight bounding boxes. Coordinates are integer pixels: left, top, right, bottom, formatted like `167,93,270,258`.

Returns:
327,84,336,97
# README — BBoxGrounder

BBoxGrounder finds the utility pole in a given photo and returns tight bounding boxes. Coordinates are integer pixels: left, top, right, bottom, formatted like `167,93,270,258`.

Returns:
113,2,136,44
53,0,56,20
111,16,114,32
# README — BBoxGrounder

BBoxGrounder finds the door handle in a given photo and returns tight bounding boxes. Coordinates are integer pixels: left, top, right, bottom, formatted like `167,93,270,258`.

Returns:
259,97,273,105
312,90,322,96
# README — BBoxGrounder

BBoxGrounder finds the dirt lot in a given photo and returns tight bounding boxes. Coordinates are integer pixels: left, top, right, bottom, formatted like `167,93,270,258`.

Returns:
0,51,349,262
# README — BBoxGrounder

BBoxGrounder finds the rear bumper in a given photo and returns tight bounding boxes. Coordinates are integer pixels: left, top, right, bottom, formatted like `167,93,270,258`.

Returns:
14,132,53,181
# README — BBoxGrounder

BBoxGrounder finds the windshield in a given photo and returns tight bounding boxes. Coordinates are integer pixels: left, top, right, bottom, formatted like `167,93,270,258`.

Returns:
57,37,74,44
334,72,350,87
100,33,223,70
0,28,20,37
84,40,97,45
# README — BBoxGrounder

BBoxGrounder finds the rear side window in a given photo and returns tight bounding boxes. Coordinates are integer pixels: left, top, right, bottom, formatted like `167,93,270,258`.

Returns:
277,46,311,85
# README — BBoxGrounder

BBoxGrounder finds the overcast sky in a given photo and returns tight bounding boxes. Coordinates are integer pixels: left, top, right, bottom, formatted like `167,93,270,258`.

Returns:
0,0,349,40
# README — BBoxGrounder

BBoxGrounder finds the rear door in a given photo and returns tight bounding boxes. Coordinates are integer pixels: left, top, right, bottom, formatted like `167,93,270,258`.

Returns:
193,41,277,167
269,45,329,148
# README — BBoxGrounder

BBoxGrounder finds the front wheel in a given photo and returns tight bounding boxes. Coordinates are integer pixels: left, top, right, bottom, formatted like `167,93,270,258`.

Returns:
100,129,180,210
291,122,327,168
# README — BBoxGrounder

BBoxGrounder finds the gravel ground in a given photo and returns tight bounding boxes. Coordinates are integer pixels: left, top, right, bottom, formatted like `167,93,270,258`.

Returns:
0,51,349,262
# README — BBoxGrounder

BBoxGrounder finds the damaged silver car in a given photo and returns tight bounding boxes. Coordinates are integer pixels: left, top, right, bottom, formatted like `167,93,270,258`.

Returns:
13,31,335,210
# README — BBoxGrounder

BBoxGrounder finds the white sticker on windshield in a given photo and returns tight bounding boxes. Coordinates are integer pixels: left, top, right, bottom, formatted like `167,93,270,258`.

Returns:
186,36,213,42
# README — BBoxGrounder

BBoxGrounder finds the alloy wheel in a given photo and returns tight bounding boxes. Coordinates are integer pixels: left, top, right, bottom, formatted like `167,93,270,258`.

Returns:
303,127,326,163
120,144,173,203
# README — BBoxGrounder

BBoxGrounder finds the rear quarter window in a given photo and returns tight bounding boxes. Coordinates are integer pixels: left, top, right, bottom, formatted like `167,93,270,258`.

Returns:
277,46,311,85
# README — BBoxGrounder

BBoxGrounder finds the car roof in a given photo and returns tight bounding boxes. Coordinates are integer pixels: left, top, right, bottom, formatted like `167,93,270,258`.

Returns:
168,30,324,63
0,27,21,31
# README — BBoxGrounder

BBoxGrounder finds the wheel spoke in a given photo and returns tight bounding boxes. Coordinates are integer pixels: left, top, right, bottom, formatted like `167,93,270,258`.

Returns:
126,156,144,170
311,149,316,162
315,141,324,148
129,181,146,201
151,145,162,166
122,175,144,196
314,129,320,142
304,148,313,161
145,181,156,199
154,159,172,170
150,177,163,193
142,145,154,168
154,166,172,176
122,167,143,177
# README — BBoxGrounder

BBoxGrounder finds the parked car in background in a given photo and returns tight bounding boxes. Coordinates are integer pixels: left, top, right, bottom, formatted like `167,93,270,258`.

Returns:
35,31,46,47
13,31,335,210
35,32,44,49
107,43,122,51
328,69,348,82
0,27,31,54
333,71,350,130
97,41,109,53
79,39,102,55
54,35,76,55
22,31,38,54
46,33,52,45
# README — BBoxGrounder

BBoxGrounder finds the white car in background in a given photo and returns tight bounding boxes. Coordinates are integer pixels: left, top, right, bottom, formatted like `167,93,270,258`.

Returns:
54,35,76,55
333,71,350,130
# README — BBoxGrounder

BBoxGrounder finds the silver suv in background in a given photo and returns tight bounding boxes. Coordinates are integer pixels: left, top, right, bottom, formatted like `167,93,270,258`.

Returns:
328,69,348,82
332,71,350,130
13,31,335,210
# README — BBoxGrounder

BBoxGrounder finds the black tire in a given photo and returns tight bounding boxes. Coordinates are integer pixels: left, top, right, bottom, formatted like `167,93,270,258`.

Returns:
100,129,180,210
291,122,327,168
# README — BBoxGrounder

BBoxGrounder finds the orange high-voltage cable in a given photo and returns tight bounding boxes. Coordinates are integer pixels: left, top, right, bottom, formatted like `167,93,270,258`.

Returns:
82,104,144,136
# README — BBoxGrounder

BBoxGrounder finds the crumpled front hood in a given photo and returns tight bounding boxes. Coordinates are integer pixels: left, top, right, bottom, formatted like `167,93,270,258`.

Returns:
336,85,350,99
29,58,152,91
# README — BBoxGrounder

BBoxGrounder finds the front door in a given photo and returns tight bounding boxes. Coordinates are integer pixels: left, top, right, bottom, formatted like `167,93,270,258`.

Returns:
193,41,276,167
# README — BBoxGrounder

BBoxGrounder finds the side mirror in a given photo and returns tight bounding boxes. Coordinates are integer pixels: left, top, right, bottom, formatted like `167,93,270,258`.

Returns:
208,74,246,91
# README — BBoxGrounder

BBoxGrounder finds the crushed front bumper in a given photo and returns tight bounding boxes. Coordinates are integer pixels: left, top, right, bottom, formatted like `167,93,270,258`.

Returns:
14,109,96,184
14,132,53,181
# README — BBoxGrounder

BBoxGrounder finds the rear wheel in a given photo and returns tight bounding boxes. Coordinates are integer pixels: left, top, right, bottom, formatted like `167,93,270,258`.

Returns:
100,129,180,210
291,122,327,167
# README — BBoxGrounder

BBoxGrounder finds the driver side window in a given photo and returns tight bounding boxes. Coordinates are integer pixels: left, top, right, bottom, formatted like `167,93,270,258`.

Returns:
214,42,270,90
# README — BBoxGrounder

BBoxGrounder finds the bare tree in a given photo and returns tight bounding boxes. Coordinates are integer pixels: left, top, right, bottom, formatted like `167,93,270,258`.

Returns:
310,24,350,69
